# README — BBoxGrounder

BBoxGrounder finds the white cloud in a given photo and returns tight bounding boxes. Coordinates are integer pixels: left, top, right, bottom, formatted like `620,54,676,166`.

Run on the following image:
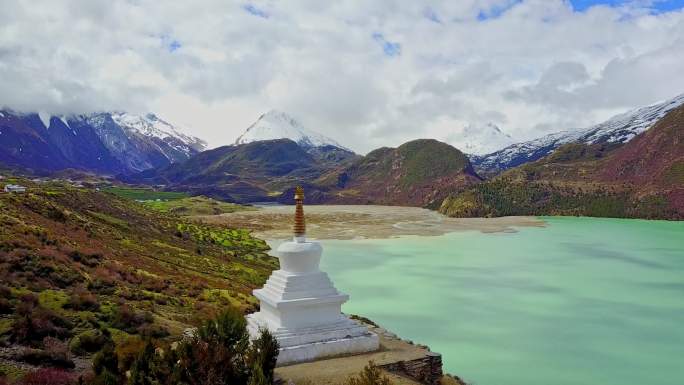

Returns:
0,0,683,153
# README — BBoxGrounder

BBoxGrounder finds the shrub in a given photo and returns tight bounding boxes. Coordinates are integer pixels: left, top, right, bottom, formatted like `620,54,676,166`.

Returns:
137,323,169,339
0,298,13,314
118,310,279,385
43,336,70,361
12,301,73,345
17,347,74,369
69,329,108,355
114,336,145,372
127,341,157,385
0,285,11,298
66,287,100,311
67,250,102,267
109,305,152,334
347,361,393,385
93,342,117,374
247,328,278,384
16,368,76,385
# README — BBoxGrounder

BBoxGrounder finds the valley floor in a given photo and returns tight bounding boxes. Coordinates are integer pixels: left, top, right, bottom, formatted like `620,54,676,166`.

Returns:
194,204,546,240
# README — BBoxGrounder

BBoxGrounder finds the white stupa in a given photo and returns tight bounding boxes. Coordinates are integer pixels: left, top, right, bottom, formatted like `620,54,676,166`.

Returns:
247,187,379,365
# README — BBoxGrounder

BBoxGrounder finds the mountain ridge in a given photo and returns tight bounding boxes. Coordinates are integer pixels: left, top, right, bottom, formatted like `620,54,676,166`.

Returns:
472,93,684,175
0,110,206,174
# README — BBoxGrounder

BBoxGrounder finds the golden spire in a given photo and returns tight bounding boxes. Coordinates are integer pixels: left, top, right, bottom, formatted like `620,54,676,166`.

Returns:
293,186,305,238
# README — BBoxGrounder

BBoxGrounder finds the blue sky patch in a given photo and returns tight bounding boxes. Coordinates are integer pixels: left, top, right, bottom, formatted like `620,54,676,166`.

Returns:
569,0,684,13
477,1,522,21
161,35,181,52
424,7,441,23
372,33,401,57
243,4,268,18
168,40,181,52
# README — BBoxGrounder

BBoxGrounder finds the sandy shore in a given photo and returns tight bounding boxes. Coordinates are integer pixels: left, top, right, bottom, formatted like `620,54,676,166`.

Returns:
193,205,545,240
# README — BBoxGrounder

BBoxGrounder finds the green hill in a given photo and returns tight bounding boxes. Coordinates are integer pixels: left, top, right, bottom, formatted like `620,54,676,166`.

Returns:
125,139,346,202
280,139,481,207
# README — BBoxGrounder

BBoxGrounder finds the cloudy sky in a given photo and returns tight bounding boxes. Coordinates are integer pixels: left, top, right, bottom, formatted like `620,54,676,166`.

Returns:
1,0,684,153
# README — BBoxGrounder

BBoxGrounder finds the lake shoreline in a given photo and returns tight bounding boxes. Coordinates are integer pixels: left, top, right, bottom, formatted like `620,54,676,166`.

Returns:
194,204,547,241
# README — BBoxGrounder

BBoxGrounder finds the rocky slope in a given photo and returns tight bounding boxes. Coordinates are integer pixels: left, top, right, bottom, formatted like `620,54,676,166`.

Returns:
0,111,206,174
440,104,684,219
472,93,684,175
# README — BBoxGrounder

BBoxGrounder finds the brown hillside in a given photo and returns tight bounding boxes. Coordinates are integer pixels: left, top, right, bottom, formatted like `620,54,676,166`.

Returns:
599,103,684,185
439,104,684,219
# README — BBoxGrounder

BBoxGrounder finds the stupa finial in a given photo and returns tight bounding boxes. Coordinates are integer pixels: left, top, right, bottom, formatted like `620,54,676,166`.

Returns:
293,186,305,238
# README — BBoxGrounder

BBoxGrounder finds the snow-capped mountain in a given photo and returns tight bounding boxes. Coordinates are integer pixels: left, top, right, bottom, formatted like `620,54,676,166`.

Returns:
472,93,684,175
0,110,206,174
446,123,516,156
110,112,206,158
235,110,351,151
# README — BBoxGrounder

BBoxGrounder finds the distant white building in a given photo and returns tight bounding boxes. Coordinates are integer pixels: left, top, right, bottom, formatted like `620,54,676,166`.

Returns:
4,184,27,193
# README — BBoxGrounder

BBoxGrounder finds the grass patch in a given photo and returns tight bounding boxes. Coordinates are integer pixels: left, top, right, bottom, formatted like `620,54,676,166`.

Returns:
202,289,242,308
88,210,130,230
0,362,27,382
145,196,253,216
0,318,13,335
104,187,188,201
38,289,69,311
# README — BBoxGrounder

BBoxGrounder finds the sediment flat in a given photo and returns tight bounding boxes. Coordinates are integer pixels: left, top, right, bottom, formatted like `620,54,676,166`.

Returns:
193,205,545,240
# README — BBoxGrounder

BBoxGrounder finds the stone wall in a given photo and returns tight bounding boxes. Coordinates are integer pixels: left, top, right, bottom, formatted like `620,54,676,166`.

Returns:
379,351,443,385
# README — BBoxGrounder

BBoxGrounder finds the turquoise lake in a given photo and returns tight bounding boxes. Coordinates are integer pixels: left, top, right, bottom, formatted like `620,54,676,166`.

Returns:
318,217,684,385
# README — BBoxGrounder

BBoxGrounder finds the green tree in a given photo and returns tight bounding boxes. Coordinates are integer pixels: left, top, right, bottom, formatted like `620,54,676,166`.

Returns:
127,341,156,385
247,328,279,384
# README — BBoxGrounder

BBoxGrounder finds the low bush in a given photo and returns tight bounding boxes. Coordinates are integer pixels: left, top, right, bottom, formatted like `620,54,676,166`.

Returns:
0,298,13,314
17,347,74,369
92,310,279,385
66,287,100,312
0,285,11,298
114,335,145,372
136,323,169,339
69,329,108,355
67,250,102,268
109,305,152,334
12,301,73,345
347,361,393,385
16,368,76,385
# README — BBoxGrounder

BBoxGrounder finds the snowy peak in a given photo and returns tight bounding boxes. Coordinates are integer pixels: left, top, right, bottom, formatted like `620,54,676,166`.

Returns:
473,93,684,174
577,93,684,145
109,112,207,155
446,122,516,156
235,110,350,151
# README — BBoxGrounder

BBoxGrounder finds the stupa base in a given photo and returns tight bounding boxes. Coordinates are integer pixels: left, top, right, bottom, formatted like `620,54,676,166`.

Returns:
247,314,379,366
276,333,379,366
